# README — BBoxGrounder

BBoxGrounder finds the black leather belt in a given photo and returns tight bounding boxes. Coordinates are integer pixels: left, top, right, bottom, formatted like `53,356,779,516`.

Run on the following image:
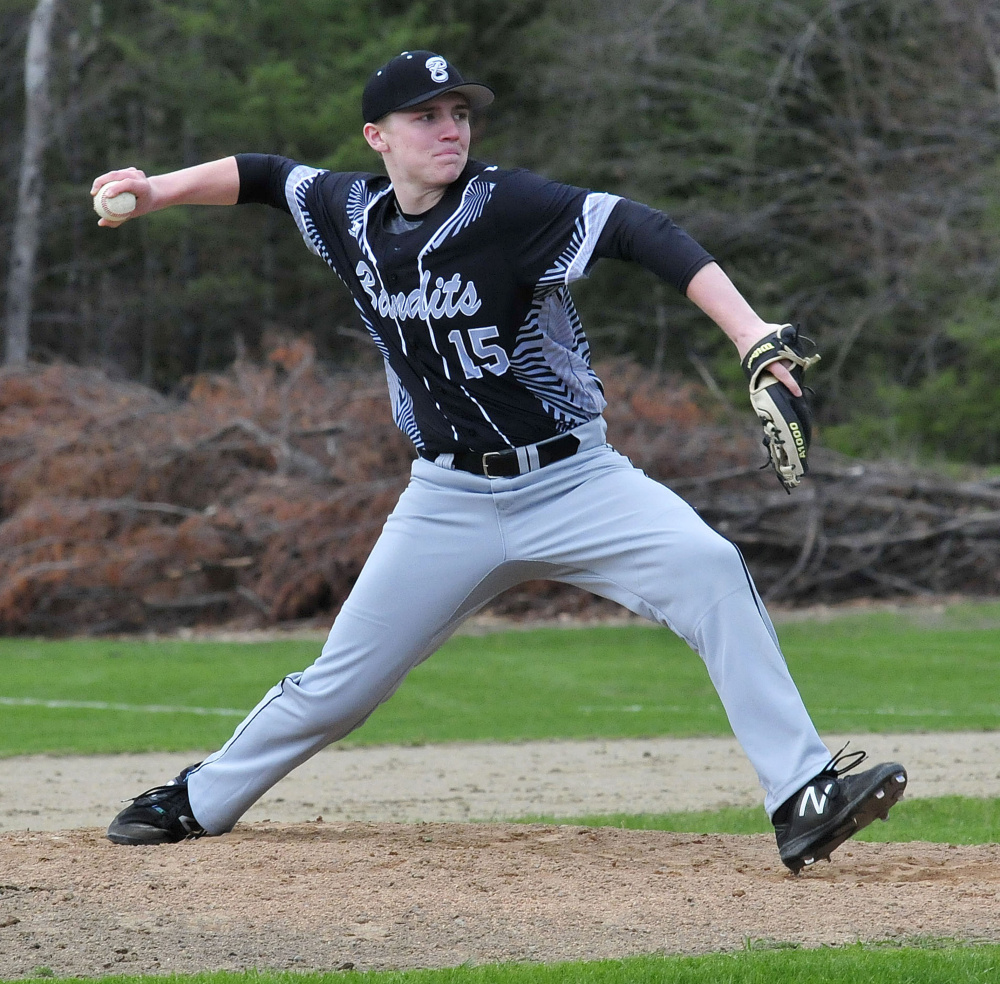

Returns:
433,434,582,478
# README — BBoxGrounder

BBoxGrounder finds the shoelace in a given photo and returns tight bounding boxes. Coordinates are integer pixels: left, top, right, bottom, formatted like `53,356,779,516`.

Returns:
120,780,184,805
121,764,200,804
817,743,867,779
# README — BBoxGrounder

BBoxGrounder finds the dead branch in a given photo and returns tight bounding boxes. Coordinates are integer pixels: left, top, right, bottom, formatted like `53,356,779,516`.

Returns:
4,357,1000,632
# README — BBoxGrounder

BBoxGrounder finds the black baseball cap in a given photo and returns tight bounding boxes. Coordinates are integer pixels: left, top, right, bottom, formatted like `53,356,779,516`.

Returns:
362,50,494,124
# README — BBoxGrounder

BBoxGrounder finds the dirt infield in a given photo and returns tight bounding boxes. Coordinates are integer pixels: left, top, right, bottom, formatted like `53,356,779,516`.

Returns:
3,824,999,978
1,732,999,978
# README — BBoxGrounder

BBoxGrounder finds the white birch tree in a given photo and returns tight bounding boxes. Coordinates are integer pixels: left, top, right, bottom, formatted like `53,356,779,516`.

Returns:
3,0,59,367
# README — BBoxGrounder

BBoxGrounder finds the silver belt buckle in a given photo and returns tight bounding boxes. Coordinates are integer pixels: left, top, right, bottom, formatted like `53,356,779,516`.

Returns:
481,451,505,479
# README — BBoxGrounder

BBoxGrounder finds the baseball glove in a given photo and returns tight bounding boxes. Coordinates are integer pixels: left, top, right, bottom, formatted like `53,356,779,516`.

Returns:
740,324,821,493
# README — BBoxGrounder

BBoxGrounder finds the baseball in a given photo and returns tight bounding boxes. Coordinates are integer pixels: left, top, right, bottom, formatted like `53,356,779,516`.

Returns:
93,182,137,221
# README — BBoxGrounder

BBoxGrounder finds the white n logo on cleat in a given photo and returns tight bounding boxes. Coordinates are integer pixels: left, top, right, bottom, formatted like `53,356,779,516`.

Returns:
799,781,834,817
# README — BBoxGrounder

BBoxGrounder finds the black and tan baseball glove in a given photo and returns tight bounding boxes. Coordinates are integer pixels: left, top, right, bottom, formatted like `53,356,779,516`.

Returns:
740,324,821,493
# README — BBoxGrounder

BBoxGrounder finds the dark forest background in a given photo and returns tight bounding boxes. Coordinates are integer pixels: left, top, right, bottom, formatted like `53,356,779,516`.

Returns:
3,0,1000,634
4,0,999,464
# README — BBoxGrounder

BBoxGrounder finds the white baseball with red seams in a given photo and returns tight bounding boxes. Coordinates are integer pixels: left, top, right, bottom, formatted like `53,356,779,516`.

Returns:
93,182,137,220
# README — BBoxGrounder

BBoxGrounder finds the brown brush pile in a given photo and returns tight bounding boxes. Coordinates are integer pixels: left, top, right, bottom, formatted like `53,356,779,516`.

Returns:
3,345,998,636
0,345,745,635
0,342,407,635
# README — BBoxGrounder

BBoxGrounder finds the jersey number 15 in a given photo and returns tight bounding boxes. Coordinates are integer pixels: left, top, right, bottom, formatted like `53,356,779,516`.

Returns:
447,326,510,379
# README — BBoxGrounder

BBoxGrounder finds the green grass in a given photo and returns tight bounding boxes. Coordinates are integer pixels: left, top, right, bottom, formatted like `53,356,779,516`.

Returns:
1,600,999,756
31,944,1000,982
517,795,1000,845
772,606,1000,733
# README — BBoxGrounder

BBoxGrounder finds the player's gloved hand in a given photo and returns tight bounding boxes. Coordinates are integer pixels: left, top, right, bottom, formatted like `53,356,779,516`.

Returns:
740,324,821,493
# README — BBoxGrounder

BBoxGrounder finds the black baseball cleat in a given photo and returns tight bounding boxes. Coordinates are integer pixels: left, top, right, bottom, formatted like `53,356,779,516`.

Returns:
107,763,206,845
773,746,907,874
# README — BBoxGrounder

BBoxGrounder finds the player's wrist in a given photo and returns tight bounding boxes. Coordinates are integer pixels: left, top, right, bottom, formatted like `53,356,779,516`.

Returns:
733,322,785,361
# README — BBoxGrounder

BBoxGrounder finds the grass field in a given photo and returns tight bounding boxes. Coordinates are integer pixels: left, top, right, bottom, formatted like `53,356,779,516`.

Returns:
32,944,1000,983
521,794,1000,845
2,601,998,983
1,601,999,756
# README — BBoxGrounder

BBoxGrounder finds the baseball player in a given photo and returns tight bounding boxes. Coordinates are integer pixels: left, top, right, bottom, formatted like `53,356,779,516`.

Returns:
94,51,906,873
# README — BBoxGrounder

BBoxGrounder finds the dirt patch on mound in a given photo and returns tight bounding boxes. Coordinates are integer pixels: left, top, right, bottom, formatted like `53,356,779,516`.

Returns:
1,823,999,979
3,731,999,978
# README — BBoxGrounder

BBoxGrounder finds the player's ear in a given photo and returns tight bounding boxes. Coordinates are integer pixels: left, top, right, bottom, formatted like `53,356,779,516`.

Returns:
364,121,390,154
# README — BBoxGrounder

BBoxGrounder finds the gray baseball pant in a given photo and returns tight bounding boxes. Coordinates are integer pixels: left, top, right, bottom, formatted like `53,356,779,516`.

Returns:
187,417,831,832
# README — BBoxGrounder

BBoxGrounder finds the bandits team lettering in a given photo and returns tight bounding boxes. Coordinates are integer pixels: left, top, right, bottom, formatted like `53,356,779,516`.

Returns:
356,262,483,321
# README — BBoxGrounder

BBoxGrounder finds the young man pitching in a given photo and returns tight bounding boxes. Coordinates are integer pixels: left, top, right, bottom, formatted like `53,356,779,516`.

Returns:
92,51,906,873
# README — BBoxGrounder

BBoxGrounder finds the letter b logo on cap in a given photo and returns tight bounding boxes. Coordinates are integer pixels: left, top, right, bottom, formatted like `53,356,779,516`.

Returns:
425,56,449,82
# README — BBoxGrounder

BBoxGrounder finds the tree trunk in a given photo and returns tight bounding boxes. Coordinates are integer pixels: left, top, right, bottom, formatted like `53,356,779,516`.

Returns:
3,0,59,367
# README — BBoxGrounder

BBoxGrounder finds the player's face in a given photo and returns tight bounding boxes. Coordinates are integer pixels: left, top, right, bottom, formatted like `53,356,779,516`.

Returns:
374,94,472,195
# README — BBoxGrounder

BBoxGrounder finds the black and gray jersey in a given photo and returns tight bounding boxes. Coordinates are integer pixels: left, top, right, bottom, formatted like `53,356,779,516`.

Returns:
237,155,714,456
